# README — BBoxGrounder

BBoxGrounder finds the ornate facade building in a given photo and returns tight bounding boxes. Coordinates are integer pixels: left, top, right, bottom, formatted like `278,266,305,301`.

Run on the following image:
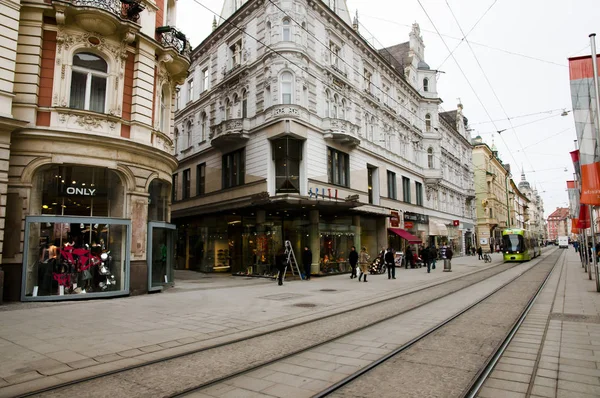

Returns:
517,171,546,243
172,0,475,276
0,0,189,301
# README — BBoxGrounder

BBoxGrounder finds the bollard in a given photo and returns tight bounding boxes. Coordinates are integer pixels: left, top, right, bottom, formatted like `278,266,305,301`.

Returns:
443,258,452,272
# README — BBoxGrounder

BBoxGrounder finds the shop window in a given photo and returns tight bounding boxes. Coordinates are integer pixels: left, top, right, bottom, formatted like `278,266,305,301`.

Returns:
327,147,349,187
69,52,107,113
182,168,191,199
416,181,423,206
402,176,411,203
24,219,129,299
280,72,293,104
222,148,245,189
32,165,124,217
196,163,205,195
148,179,170,222
273,136,301,193
387,170,397,200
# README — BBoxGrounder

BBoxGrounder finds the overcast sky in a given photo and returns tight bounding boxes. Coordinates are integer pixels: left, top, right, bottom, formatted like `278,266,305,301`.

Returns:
177,0,600,217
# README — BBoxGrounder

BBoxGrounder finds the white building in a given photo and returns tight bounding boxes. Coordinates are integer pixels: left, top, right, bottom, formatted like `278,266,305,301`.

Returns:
172,0,475,275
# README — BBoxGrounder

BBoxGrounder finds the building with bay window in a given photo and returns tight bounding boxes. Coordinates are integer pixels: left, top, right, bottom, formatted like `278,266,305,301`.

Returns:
0,0,189,301
172,0,475,277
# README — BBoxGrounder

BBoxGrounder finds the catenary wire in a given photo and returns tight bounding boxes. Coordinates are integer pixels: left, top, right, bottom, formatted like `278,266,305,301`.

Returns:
469,108,568,125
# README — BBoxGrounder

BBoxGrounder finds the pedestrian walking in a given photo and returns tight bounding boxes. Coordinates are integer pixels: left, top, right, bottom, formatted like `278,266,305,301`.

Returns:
430,245,437,270
302,246,312,280
275,248,287,286
477,246,483,260
445,246,453,271
422,246,432,273
385,247,395,279
405,245,413,269
348,246,359,279
358,247,370,282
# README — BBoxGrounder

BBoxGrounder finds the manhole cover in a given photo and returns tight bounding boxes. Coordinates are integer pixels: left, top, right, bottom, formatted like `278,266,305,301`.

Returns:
320,289,337,292
294,303,317,308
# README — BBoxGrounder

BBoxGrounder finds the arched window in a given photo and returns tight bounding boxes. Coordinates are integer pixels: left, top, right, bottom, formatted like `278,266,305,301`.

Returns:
325,90,331,117
225,98,232,119
233,93,239,117
363,113,369,136
340,99,346,119
242,89,248,118
427,147,434,169
370,116,376,141
69,52,108,113
425,113,431,132
186,120,192,147
281,72,293,104
282,19,291,41
333,94,339,118
159,85,169,133
200,113,206,141
423,78,429,92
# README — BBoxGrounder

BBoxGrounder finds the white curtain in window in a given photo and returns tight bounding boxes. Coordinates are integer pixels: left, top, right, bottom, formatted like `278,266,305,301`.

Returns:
281,72,292,104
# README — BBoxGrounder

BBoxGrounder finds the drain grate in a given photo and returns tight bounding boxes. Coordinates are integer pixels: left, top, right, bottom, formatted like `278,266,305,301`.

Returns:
294,303,317,308
320,289,337,292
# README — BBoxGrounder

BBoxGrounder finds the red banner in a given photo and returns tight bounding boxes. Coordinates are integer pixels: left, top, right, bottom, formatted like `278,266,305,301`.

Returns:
572,218,580,234
578,204,591,229
569,56,600,205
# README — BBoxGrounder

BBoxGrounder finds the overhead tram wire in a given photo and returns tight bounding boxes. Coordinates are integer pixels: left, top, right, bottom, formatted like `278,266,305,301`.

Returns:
358,14,568,68
444,1,537,178
469,108,568,125
435,0,498,71
476,113,566,135
186,0,503,195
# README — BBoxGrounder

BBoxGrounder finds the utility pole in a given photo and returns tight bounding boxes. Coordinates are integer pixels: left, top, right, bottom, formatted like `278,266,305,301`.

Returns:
588,33,600,291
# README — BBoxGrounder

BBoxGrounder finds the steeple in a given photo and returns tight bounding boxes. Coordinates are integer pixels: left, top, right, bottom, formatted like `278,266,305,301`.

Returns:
352,10,359,32
212,16,217,31
218,0,249,26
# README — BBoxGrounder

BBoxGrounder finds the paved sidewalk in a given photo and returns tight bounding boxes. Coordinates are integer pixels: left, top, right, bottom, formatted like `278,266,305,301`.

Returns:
0,253,500,394
479,247,600,398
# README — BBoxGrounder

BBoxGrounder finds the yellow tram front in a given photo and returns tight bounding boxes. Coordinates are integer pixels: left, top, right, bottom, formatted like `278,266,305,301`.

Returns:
502,228,540,262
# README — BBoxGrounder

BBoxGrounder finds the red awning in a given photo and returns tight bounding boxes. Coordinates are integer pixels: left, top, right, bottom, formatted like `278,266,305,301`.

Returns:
388,228,422,244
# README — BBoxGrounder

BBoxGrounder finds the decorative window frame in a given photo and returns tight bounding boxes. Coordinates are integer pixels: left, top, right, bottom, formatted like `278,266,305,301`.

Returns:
279,70,294,105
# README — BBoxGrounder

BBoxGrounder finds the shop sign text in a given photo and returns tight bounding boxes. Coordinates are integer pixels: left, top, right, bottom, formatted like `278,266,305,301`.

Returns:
66,187,96,196
390,211,400,227
404,212,428,224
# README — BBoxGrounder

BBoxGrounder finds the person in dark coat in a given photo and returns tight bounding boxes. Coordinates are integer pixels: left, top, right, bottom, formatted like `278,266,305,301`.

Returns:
405,246,412,269
385,248,395,279
348,246,359,279
275,248,287,286
477,246,483,260
302,246,312,280
422,246,431,273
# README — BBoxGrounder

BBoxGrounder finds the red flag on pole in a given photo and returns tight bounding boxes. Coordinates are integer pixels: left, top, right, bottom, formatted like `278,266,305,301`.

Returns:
578,203,591,229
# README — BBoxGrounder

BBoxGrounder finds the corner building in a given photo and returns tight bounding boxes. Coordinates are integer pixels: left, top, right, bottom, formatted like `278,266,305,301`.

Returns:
1,0,189,301
172,0,476,276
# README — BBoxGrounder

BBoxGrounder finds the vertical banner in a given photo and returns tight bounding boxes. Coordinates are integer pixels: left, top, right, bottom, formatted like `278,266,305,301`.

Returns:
567,180,580,218
569,55,600,205
578,203,591,229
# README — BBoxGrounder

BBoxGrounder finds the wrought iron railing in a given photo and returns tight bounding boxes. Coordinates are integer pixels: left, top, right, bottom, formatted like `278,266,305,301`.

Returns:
70,0,144,22
156,26,191,58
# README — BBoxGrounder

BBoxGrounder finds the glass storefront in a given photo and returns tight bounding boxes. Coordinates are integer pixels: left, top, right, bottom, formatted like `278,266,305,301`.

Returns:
148,222,175,291
320,216,356,274
22,165,130,301
23,217,130,299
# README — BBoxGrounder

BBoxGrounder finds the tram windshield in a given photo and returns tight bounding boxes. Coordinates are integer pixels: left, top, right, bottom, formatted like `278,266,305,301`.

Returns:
502,234,525,252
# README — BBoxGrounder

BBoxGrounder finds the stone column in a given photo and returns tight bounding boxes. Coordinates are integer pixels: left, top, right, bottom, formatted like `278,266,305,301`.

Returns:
309,209,320,275
129,192,149,295
377,216,387,252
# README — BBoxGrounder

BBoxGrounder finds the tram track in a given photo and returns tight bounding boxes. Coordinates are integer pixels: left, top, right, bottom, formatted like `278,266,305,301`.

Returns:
13,252,555,398
316,250,562,398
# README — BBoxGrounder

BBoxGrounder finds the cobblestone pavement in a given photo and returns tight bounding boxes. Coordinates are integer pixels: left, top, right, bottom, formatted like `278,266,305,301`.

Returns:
478,248,600,398
0,253,500,395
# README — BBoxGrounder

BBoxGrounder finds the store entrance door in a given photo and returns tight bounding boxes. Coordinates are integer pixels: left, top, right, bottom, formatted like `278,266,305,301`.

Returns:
148,222,176,292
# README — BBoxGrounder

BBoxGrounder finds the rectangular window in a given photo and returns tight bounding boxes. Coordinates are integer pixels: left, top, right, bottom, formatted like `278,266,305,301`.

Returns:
273,137,301,193
172,173,178,202
187,79,193,103
182,168,190,199
367,166,375,204
387,170,397,200
229,39,243,69
201,67,209,92
330,41,340,67
402,176,411,203
327,147,349,187
222,148,245,189
196,163,205,195
416,181,423,206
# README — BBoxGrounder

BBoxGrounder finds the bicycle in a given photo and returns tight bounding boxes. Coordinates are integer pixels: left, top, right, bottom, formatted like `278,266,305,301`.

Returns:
483,253,492,263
